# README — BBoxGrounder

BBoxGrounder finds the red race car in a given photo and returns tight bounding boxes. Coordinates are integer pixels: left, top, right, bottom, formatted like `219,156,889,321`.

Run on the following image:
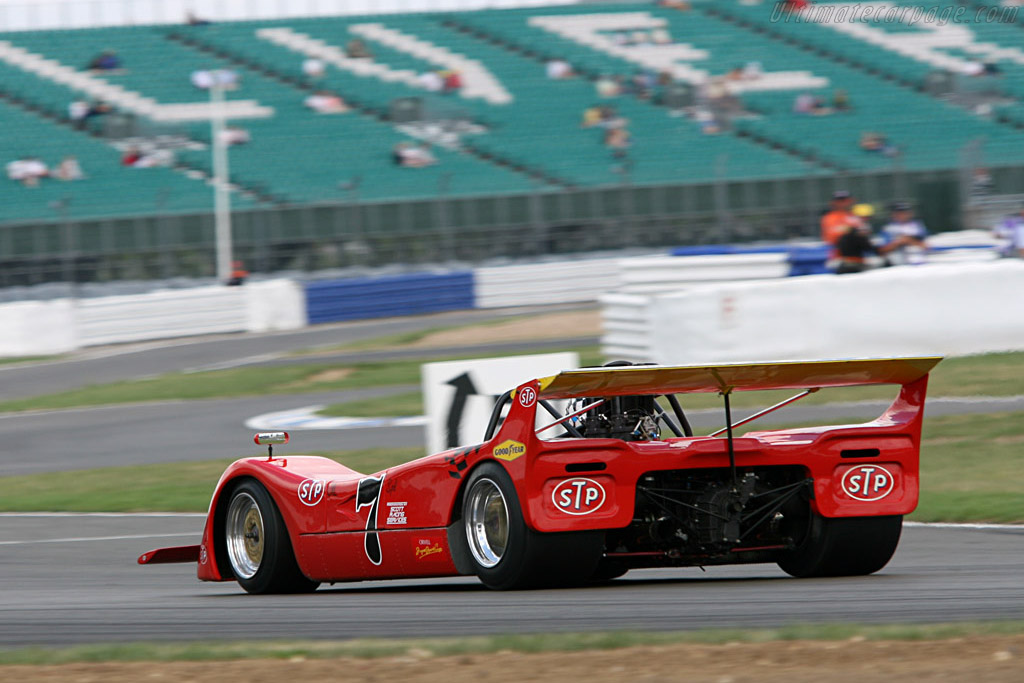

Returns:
139,357,940,593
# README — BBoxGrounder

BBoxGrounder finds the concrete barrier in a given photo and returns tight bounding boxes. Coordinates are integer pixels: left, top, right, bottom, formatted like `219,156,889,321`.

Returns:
603,260,1024,364
0,298,77,356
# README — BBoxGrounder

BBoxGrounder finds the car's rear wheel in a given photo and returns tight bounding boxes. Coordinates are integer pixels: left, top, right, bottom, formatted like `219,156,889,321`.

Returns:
462,462,602,590
224,480,319,594
777,513,903,578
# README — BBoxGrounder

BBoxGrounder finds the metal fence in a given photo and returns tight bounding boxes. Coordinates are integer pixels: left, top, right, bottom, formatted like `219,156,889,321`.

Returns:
3,163,1023,287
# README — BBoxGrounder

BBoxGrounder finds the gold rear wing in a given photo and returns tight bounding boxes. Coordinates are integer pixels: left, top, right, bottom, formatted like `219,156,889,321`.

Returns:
536,357,942,399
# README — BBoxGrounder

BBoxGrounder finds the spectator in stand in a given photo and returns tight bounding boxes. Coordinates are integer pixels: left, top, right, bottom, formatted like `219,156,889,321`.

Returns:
782,0,810,11
69,100,89,125
546,58,573,80
581,105,604,128
6,157,49,186
993,205,1024,258
121,147,142,166
604,125,631,158
860,131,900,157
595,75,621,98
394,142,437,168
87,49,121,71
302,58,325,84
880,201,929,265
304,90,349,114
191,69,239,90
346,39,372,59
417,70,443,92
832,88,851,111
186,11,211,25
219,126,250,146
441,70,462,94
820,190,863,255
226,260,249,286
793,92,831,115
651,28,673,45
69,100,112,129
53,155,84,181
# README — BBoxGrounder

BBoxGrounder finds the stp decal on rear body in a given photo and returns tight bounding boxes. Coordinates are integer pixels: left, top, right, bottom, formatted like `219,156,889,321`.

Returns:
841,464,896,501
552,478,606,515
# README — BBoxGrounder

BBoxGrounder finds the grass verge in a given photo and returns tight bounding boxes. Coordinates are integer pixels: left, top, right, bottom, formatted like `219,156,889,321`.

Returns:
0,347,603,414
2,621,1024,665
0,448,421,512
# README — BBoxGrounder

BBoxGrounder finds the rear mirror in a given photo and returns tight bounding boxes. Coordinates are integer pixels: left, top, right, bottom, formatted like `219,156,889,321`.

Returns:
254,431,289,446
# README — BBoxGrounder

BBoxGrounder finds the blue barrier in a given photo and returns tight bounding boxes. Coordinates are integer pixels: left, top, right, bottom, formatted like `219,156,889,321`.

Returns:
787,245,831,276
305,271,475,324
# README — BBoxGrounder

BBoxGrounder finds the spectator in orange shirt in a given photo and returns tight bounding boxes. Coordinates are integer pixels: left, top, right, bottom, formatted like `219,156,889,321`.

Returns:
820,190,864,254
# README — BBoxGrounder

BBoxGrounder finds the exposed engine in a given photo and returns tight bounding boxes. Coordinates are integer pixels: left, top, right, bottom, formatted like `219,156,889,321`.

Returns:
570,395,662,442
604,466,813,565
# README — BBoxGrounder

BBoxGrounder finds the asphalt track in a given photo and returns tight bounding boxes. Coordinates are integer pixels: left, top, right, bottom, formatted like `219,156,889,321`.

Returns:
0,514,1022,647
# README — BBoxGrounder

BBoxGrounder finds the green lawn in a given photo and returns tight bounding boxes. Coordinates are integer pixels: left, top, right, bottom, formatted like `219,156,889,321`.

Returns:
1,412,1021,521
0,448,421,512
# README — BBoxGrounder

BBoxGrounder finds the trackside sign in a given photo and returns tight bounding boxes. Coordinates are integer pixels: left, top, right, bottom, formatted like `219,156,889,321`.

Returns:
421,352,578,454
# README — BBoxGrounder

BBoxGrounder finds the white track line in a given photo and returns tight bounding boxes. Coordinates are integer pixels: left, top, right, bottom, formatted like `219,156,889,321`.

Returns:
0,532,196,546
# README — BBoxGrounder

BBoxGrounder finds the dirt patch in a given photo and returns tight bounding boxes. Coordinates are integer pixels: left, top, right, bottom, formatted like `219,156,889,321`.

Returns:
409,309,601,348
4,636,1022,683
304,368,354,383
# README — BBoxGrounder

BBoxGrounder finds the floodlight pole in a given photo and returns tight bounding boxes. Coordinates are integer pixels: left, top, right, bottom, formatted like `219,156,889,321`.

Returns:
210,82,233,283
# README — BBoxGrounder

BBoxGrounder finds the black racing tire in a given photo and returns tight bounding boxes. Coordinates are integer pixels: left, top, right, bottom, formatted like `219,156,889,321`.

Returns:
777,513,903,578
223,479,320,594
461,462,602,590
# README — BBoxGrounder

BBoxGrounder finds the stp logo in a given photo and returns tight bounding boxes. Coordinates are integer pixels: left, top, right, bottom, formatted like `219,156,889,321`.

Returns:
518,386,537,408
297,479,325,506
841,465,895,501
552,478,606,515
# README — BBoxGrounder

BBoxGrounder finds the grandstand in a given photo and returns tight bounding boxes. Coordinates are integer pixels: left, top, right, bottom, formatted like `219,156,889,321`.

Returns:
2,1,1024,285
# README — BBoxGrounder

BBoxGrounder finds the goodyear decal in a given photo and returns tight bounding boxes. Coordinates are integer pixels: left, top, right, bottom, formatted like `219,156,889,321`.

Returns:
493,439,526,462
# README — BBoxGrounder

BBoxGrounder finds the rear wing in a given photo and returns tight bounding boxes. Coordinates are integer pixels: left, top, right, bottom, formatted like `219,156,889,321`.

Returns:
536,357,942,400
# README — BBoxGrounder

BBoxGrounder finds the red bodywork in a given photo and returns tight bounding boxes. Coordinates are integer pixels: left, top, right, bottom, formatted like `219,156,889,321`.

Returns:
140,357,938,586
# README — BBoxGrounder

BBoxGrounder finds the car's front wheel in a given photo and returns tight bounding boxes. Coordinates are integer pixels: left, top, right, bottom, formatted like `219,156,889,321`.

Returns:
224,479,319,594
462,462,602,590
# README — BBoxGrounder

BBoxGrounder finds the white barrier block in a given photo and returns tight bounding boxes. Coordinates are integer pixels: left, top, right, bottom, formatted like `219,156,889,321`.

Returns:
245,279,307,333
619,253,790,295
474,258,623,308
0,299,77,356
76,286,247,346
639,261,1024,364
